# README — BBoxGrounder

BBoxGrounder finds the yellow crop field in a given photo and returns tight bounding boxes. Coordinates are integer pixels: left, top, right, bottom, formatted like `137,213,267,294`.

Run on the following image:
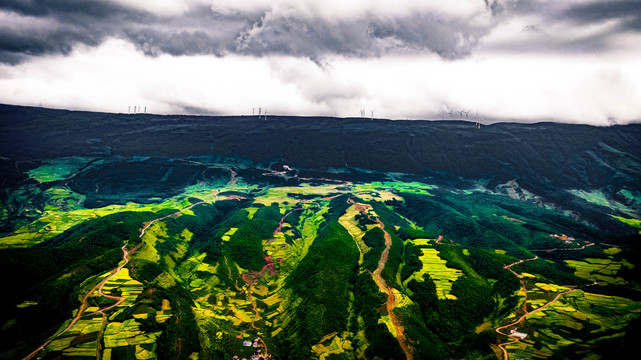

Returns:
409,248,463,299
565,258,630,285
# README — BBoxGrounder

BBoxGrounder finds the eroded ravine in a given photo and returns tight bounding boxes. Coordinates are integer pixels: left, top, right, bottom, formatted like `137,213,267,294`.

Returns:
373,219,413,360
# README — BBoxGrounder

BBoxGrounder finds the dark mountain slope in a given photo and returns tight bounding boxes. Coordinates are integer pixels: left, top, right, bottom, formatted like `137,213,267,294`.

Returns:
1,104,640,219
2,105,638,186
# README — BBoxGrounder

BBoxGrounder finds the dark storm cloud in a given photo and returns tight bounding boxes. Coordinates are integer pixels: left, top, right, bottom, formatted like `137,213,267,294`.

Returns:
0,0,126,18
479,0,641,55
0,0,148,64
561,1,641,31
1,0,640,64
128,7,491,61
0,0,494,64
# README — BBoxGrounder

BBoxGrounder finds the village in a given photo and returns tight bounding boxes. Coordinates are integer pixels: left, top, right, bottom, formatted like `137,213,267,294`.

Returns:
232,337,273,360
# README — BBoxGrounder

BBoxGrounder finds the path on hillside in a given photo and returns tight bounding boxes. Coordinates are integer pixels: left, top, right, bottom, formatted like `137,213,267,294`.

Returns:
139,200,205,237
23,202,207,360
372,219,413,360
241,209,297,331
273,208,302,235
494,254,575,360
503,255,538,278
227,168,238,187
531,241,595,253
495,287,575,360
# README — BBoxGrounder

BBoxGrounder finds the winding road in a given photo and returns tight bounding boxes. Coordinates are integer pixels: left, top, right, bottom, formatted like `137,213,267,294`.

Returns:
23,201,208,360
495,287,575,360
495,254,576,360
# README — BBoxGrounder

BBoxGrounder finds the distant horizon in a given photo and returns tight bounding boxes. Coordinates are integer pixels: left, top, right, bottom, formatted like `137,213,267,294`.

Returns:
1,1,640,126
3,102,640,127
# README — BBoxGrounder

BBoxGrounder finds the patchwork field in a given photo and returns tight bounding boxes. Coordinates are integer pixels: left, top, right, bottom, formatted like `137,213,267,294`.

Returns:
2,174,640,360
565,258,631,285
403,242,463,299
503,287,641,360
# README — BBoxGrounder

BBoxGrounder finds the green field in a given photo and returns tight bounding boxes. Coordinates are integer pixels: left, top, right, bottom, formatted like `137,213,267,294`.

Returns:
565,258,631,285
403,246,463,299
28,156,95,183
3,179,640,360
504,288,641,360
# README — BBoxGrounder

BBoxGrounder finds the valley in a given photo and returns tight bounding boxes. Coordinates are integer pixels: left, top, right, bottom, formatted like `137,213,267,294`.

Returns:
1,105,640,360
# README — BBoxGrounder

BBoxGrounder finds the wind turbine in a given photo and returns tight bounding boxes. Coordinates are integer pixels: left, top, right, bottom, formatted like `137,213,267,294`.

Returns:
370,109,375,120
128,106,130,114
144,106,147,114
448,109,454,119
458,110,464,119
464,109,470,118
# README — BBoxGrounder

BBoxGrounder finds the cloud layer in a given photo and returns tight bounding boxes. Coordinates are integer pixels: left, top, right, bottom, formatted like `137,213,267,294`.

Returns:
6,0,628,63
0,0,640,125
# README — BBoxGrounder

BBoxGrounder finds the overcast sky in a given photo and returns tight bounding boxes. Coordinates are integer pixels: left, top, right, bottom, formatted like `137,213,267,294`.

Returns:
1,0,640,125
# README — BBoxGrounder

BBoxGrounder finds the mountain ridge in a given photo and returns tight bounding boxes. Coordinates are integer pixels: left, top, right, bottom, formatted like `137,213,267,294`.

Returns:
1,103,640,232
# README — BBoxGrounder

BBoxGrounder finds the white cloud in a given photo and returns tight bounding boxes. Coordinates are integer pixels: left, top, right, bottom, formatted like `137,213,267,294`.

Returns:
0,38,639,125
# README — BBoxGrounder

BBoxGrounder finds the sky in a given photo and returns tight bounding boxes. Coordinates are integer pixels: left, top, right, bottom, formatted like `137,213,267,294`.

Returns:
1,0,640,125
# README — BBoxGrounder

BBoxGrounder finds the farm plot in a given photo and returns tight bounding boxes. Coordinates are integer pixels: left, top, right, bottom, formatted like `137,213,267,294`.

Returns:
28,156,95,183
103,318,162,359
503,288,641,360
404,247,463,299
99,268,145,310
565,258,631,285
45,315,104,356
338,204,376,263
312,332,355,360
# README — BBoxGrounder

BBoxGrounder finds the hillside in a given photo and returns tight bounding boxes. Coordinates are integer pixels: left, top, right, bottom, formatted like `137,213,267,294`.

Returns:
1,104,640,360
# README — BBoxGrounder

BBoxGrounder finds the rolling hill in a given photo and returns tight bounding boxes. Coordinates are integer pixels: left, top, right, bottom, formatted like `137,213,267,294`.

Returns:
1,104,640,360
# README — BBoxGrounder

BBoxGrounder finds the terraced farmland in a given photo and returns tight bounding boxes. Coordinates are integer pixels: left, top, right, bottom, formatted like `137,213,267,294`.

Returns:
2,173,639,360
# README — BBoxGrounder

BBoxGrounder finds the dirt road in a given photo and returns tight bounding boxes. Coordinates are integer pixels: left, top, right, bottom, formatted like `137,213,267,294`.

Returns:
495,254,575,360
495,288,575,360
23,201,206,360
372,219,413,360
503,255,538,278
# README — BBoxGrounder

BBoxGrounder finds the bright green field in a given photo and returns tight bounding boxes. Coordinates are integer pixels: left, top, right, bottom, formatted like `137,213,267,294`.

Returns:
404,247,462,299
28,156,95,183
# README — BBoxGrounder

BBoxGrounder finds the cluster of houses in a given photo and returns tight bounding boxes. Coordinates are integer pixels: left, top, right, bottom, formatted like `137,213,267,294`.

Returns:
509,329,528,340
549,233,576,243
232,350,272,360
241,338,261,348
232,338,273,360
